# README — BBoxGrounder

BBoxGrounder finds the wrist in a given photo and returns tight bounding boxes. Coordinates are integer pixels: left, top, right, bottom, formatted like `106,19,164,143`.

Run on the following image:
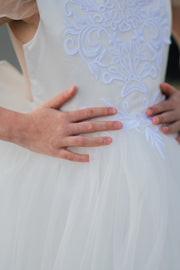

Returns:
9,111,29,145
0,107,28,144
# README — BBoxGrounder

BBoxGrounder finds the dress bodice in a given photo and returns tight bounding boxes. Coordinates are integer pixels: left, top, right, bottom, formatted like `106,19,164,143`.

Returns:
23,0,172,158
23,0,172,109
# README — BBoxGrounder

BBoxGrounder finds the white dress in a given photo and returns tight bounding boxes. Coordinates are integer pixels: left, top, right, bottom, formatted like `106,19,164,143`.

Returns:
0,0,180,269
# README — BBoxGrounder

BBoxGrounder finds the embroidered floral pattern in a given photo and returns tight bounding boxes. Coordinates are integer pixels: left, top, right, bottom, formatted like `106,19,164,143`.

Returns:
63,0,171,158
100,94,166,159
64,0,170,93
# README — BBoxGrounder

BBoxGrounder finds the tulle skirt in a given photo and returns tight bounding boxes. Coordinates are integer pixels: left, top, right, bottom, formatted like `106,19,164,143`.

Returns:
0,61,180,270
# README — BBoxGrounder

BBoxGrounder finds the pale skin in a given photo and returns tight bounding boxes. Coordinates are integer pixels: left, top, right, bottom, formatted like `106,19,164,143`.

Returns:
0,1,179,163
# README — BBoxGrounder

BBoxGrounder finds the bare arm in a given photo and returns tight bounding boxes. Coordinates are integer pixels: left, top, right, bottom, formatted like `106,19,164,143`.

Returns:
0,106,26,142
171,0,180,47
0,87,122,162
0,3,123,163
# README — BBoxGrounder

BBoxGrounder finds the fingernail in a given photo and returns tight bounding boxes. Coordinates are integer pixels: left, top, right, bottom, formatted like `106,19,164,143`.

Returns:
114,122,122,128
162,126,168,133
153,117,160,125
68,87,73,93
108,107,117,114
104,137,112,144
147,108,154,115
69,86,76,93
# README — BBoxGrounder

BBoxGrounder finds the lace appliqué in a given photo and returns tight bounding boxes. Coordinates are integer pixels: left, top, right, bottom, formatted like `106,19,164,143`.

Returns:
63,0,171,159
64,0,170,95
100,93,166,159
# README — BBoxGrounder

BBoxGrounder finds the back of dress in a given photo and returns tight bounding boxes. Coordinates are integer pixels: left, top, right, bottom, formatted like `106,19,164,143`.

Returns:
24,0,172,158
0,1,180,270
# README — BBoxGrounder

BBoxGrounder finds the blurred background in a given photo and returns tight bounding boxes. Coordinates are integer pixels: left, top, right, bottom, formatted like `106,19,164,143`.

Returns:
0,24,180,86
0,24,21,71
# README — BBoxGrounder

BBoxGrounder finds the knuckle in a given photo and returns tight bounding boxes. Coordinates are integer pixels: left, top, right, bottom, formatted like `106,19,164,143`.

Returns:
168,124,174,133
75,136,85,145
60,151,69,160
159,115,164,123
158,104,163,112
168,99,173,108
104,122,111,129
152,105,158,113
110,121,115,128
63,153,74,161
63,111,70,120
71,123,79,134
62,124,70,135
168,125,174,133
105,107,110,114
59,111,69,123
171,96,179,108
98,137,105,144
86,108,94,118
87,122,94,131
78,155,88,162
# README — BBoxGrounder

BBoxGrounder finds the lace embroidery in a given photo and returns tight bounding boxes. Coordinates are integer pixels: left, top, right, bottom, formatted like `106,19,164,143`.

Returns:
64,0,170,94
63,0,171,158
100,93,166,159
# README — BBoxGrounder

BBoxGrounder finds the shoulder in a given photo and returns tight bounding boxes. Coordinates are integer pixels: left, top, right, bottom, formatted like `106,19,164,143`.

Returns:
8,13,40,45
0,0,37,20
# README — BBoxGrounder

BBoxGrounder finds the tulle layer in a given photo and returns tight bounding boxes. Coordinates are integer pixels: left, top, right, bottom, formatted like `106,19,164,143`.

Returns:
0,61,180,269
0,120,180,269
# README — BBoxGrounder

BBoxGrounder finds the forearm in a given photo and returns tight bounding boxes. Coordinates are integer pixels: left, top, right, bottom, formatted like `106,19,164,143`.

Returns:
0,106,26,143
172,6,180,47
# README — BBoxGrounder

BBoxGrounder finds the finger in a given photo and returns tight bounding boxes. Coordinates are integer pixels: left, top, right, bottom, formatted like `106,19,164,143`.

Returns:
146,100,173,116
58,148,89,162
63,136,112,147
41,85,77,109
67,106,118,122
161,121,180,134
68,121,122,135
152,111,179,125
160,82,177,97
176,133,180,144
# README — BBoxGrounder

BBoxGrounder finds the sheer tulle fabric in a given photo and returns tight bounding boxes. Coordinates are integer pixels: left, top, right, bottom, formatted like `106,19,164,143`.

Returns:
0,61,180,270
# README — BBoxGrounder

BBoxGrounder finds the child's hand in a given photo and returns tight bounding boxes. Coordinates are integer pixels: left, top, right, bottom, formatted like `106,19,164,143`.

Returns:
14,86,122,163
146,82,180,144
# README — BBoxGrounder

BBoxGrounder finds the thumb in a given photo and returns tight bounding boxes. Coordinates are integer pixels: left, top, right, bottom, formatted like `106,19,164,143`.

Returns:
41,86,77,109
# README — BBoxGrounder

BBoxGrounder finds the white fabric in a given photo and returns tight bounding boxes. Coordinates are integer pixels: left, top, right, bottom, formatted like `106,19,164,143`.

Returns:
0,0,180,269
0,0,37,19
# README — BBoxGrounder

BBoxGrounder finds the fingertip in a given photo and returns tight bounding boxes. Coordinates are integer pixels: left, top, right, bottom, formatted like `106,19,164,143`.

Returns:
72,85,77,91
161,126,168,134
161,82,175,92
85,154,90,162
146,108,154,116
152,117,158,125
68,85,77,94
176,136,180,144
104,137,112,144
80,154,90,163
160,82,169,88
